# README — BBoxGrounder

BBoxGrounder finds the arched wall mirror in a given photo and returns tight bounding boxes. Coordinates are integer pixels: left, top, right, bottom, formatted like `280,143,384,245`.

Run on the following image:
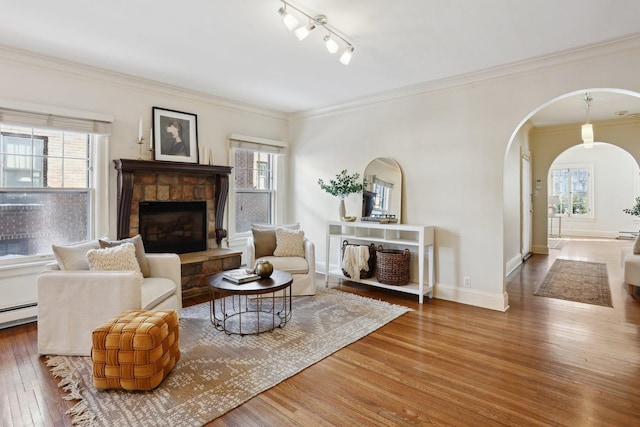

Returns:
362,157,402,223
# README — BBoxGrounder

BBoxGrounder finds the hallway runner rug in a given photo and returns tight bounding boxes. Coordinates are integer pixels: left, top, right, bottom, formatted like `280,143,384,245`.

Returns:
534,258,612,307
45,287,411,426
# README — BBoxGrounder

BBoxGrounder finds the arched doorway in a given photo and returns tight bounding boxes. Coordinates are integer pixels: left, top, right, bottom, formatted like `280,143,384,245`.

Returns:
504,89,640,278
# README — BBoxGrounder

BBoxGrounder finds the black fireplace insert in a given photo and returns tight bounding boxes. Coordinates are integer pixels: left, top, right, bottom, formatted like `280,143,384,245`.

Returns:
139,201,207,254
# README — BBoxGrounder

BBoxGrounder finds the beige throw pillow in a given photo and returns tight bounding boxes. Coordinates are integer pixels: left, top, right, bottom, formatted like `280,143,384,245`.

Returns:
252,228,277,258
87,243,142,275
52,239,100,270
273,228,305,257
99,234,150,277
633,234,640,254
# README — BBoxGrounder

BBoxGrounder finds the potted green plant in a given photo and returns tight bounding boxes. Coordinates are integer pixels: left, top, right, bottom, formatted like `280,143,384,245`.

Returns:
318,169,363,220
623,197,640,217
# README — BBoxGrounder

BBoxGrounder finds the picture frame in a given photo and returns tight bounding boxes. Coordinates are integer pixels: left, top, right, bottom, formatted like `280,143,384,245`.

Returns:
152,107,199,163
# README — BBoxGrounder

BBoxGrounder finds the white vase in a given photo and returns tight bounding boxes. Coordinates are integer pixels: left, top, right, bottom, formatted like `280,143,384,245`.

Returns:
338,198,346,220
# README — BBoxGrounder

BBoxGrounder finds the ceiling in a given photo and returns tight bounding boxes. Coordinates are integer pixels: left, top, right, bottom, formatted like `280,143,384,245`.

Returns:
3,0,640,123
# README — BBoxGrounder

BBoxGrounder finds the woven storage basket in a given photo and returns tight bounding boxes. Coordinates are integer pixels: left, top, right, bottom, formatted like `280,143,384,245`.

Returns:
376,248,410,285
341,241,376,279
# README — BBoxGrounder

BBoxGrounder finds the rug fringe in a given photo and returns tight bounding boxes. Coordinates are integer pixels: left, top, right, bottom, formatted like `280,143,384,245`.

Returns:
45,356,96,426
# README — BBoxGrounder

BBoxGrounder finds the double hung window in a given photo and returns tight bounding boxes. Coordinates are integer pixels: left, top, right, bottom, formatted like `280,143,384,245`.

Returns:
0,108,111,265
549,166,593,218
228,135,287,239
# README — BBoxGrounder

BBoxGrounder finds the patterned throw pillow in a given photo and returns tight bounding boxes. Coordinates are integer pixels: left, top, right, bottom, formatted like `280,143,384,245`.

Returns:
99,234,150,277
273,228,305,257
86,243,142,275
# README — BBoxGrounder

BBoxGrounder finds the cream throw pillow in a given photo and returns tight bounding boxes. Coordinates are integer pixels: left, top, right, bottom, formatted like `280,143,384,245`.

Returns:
273,228,305,257
99,234,150,277
86,242,142,275
52,239,100,270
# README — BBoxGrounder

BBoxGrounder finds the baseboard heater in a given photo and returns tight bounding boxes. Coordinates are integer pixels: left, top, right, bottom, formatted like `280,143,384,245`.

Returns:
0,302,37,329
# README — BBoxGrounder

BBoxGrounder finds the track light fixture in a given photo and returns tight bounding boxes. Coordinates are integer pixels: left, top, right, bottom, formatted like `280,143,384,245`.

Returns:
582,92,594,149
277,1,354,65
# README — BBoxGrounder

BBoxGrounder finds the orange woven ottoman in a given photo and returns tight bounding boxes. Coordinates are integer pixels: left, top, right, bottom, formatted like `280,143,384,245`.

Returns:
91,310,180,391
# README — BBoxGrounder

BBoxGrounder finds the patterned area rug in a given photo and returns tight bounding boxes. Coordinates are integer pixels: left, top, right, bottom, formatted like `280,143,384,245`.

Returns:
46,287,411,426
534,259,612,307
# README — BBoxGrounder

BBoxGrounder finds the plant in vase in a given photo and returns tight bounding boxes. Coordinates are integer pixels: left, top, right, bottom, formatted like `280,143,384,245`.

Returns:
318,169,363,221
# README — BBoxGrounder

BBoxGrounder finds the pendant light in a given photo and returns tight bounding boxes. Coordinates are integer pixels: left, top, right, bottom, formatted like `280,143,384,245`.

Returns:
582,93,594,149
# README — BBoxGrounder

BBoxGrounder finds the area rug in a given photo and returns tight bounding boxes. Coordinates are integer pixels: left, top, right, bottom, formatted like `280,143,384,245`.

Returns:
534,258,612,307
46,287,411,426
548,238,569,250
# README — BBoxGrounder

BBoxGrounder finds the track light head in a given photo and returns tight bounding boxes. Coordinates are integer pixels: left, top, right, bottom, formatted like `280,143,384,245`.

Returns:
295,22,316,41
324,35,339,54
339,46,354,65
278,6,299,31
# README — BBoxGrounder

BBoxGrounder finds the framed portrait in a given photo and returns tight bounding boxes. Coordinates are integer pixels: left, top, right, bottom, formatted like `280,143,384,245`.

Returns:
152,107,199,163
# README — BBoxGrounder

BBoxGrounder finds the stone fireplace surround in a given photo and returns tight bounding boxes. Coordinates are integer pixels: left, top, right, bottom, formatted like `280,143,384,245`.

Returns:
113,159,241,298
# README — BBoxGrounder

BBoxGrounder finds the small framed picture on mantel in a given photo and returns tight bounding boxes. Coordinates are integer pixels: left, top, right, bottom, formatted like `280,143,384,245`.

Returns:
152,107,199,163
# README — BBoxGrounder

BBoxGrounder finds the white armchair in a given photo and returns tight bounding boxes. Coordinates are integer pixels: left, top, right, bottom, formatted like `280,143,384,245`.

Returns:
248,224,316,296
37,253,181,356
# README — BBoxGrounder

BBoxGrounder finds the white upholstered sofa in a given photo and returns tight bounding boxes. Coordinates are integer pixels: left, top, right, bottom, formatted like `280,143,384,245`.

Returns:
37,237,181,356
247,224,316,296
621,246,640,296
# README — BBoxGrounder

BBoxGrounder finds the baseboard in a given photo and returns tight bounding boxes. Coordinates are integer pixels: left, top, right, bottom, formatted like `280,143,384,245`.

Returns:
434,284,509,312
506,254,522,276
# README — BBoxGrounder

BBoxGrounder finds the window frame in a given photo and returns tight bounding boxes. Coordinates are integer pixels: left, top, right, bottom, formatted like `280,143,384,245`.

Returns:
227,134,287,245
548,163,594,220
0,123,110,267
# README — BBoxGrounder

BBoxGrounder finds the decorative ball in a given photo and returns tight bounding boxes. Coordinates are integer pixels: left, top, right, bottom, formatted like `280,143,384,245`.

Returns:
255,260,273,278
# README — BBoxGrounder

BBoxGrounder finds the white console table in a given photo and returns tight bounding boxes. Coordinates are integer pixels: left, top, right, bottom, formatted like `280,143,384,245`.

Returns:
325,221,435,303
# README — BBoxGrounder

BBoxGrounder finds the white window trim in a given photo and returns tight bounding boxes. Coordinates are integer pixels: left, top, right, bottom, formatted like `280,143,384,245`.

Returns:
549,162,594,220
226,134,287,248
0,105,112,267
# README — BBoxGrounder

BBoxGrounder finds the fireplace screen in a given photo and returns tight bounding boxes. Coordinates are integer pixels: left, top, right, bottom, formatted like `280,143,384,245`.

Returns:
139,201,206,253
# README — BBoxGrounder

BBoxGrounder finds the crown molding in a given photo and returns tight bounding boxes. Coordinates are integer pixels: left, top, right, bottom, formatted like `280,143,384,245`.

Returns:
0,44,289,122
290,33,640,121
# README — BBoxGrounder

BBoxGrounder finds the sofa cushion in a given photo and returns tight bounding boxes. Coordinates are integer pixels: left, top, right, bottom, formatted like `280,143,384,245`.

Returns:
52,239,100,270
100,234,151,277
259,255,309,274
87,243,142,275
141,277,178,309
274,227,305,257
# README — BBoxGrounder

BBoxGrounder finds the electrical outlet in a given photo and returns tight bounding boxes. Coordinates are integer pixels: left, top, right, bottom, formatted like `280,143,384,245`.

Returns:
464,277,471,288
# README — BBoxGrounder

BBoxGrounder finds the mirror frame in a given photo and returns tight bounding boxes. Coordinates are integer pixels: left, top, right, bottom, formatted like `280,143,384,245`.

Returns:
362,157,402,222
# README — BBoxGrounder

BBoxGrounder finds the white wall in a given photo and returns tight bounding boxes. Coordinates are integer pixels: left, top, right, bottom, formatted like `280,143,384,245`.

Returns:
0,46,289,326
289,37,640,311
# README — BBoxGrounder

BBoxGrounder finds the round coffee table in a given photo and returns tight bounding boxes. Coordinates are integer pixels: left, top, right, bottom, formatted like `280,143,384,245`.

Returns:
208,269,293,335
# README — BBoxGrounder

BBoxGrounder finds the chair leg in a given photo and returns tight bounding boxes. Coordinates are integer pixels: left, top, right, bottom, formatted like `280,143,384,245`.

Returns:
629,283,635,295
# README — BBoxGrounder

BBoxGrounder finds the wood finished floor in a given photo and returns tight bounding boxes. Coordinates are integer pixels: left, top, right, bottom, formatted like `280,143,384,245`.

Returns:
2,238,639,426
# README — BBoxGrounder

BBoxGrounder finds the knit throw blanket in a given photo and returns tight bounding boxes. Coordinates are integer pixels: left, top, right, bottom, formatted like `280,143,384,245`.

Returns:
342,245,370,280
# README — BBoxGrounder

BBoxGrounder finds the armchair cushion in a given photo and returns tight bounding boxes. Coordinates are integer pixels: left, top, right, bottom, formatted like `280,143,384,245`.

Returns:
273,228,305,257
52,239,100,270
87,243,142,276
99,234,150,277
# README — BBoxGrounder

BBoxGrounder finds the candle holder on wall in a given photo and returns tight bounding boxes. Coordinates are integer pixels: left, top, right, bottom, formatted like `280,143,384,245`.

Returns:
148,147,154,161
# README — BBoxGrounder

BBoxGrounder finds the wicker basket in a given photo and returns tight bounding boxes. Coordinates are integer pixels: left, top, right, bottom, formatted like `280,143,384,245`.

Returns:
341,241,376,279
376,248,410,285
